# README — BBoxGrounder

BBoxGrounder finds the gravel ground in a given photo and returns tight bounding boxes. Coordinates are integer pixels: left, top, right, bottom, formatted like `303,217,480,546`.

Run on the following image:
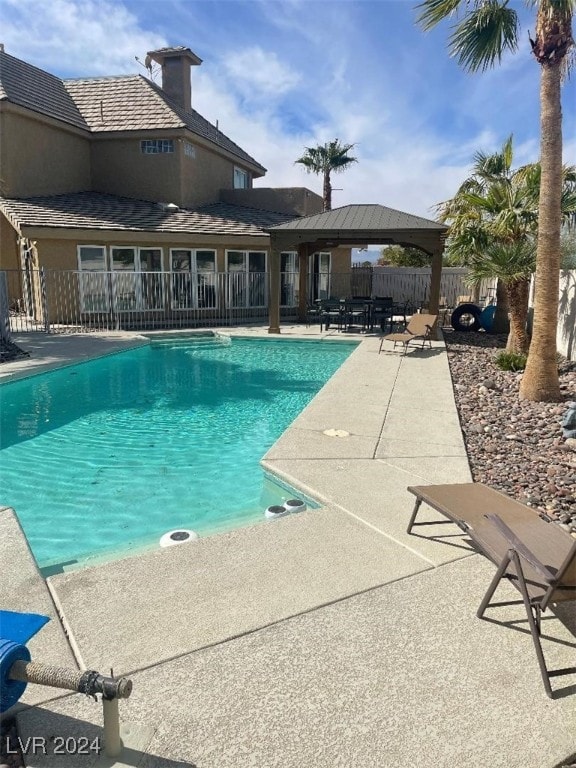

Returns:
444,329,576,531
1,332,575,767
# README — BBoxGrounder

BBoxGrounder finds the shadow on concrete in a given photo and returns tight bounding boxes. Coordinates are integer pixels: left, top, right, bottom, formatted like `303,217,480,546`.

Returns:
16,706,196,766
551,754,576,768
377,346,445,359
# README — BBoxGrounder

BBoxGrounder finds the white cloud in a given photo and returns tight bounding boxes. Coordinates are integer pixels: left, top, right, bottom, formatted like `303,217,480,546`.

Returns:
1,0,166,75
221,46,300,98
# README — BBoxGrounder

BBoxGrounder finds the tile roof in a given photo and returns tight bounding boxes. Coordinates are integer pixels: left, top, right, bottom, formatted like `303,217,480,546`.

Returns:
268,204,447,233
0,50,265,172
0,192,296,237
0,51,88,130
64,75,265,171
63,75,180,132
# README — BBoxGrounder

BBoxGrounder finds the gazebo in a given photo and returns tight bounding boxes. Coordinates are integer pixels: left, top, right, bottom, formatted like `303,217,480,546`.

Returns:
265,204,448,334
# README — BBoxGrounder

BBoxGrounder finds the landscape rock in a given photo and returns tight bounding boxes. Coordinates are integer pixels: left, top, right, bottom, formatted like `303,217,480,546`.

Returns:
446,330,576,526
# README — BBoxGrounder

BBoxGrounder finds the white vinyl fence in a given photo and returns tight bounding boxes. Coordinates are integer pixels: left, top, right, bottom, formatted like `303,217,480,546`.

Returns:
372,266,495,307
556,269,576,360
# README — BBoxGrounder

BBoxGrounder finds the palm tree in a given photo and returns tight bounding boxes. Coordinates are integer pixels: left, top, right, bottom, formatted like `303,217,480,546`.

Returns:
295,139,357,211
467,240,536,352
417,0,574,400
438,137,538,352
438,136,576,353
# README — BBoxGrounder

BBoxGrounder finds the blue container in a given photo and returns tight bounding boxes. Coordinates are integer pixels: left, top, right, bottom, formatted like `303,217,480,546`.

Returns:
480,305,496,332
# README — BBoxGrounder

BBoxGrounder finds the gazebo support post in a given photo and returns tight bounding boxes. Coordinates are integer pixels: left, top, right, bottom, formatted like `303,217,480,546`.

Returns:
268,246,281,334
297,244,309,323
428,248,443,340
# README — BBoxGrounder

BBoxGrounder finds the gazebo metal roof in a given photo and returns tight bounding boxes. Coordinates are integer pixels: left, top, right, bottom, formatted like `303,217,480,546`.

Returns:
266,204,447,253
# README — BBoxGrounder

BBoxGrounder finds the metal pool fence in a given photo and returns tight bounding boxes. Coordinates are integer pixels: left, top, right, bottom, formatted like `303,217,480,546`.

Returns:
2,268,295,334
1,267,490,336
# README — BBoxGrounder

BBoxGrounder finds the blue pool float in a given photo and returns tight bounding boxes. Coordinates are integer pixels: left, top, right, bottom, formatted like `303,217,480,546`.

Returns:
0,609,49,712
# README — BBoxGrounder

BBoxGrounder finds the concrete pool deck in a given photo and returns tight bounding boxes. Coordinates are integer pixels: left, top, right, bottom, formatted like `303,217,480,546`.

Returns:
1,327,575,767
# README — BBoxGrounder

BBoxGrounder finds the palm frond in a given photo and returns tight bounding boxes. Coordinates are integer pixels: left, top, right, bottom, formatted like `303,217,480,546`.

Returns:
465,239,536,283
472,133,514,178
327,140,358,173
501,133,514,171
449,1,519,71
561,190,576,227
416,0,466,31
562,163,576,184
295,147,323,172
295,139,357,174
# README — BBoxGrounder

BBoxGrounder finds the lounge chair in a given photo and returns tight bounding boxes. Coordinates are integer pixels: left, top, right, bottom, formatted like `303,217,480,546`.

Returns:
407,482,576,697
378,313,437,354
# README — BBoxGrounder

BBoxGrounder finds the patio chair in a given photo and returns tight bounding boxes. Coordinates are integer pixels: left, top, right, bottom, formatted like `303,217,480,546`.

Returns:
320,299,344,331
378,313,437,354
406,482,576,697
437,297,452,326
418,298,450,325
306,301,323,327
342,298,371,332
371,297,394,332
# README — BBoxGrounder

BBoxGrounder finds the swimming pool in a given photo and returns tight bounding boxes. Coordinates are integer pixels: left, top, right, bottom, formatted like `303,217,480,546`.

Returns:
0,336,356,571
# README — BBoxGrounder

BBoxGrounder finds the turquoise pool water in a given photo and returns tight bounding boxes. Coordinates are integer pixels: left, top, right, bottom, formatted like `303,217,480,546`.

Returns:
0,336,356,570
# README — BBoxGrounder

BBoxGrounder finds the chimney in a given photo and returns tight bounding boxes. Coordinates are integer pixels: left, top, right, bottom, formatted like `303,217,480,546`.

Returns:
145,46,202,112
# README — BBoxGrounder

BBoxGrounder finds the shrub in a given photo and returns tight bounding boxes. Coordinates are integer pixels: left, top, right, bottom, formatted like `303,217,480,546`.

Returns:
494,351,528,371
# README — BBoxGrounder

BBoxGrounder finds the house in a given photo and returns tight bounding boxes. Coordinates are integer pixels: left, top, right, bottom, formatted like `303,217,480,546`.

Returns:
0,45,352,329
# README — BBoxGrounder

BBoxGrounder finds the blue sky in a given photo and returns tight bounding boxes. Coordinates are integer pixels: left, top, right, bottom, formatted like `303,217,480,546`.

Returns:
1,0,575,218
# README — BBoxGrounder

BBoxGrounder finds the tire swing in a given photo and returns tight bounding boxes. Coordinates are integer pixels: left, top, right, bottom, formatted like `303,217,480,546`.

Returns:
450,303,482,332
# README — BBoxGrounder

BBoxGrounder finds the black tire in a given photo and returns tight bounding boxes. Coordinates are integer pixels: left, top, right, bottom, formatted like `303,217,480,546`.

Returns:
451,303,482,332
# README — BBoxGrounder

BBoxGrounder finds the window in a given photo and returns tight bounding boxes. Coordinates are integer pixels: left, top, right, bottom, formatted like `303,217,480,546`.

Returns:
77,246,109,312
310,252,331,301
78,245,106,272
226,251,266,307
140,139,174,154
170,249,217,309
111,247,164,311
280,252,299,307
233,167,249,189
183,142,196,158
139,248,163,310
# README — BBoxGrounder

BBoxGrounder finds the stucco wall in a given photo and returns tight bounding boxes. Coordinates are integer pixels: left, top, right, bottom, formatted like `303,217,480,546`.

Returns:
221,188,323,216
0,110,91,197
91,137,182,203
180,142,247,208
91,135,244,208
0,214,20,269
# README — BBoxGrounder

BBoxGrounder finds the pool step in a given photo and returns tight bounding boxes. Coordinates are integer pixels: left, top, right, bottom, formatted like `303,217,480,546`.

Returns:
146,331,231,348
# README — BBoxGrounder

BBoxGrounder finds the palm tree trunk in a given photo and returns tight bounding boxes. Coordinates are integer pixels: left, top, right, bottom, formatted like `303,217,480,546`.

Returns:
519,61,563,401
506,279,530,354
323,170,332,211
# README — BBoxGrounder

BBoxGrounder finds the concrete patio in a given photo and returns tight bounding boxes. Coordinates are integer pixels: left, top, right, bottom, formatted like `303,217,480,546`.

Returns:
1,327,575,767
